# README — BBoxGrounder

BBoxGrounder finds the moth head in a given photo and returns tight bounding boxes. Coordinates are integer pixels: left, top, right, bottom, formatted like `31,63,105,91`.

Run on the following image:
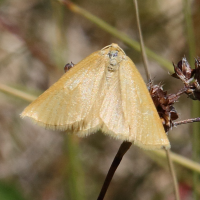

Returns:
108,50,120,66
101,43,126,67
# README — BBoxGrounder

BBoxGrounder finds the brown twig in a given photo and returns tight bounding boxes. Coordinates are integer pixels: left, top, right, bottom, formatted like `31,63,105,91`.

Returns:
97,141,132,200
173,118,200,126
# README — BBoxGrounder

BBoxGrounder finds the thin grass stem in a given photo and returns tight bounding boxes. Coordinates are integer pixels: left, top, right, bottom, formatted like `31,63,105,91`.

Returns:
133,0,150,81
165,148,180,200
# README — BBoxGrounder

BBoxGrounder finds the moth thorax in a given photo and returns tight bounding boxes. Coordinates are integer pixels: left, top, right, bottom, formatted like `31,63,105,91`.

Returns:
107,63,119,72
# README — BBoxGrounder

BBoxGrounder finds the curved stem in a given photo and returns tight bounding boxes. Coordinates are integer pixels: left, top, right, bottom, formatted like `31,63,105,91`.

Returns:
97,141,132,200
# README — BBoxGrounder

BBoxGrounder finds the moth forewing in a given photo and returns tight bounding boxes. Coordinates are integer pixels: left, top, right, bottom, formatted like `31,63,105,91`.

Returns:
21,51,106,130
119,57,170,149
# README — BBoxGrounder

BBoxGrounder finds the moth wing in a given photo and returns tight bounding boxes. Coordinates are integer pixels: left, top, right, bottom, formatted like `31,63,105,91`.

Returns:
100,70,130,140
119,57,170,149
21,51,106,131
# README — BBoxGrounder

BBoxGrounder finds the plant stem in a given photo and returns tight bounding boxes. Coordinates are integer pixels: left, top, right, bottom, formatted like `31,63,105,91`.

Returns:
173,118,200,126
0,83,36,102
97,141,132,200
151,150,200,174
133,0,150,81
165,148,180,200
64,135,85,200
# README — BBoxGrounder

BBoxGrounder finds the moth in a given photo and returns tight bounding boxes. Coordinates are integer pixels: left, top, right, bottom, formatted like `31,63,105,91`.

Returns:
21,43,170,150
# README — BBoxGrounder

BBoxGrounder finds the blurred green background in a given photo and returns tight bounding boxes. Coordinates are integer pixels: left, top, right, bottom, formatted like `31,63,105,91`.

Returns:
0,0,200,200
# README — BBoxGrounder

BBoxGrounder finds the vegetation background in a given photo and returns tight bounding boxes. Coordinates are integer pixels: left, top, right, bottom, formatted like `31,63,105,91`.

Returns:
0,0,200,200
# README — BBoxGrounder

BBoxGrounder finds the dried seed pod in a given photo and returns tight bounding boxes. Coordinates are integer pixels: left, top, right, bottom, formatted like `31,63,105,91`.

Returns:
171,56,200,100
171,57,194,85
177,57,193,80
149,84,179,132
194,57,200,83
188,58,200,100
181,58,200,100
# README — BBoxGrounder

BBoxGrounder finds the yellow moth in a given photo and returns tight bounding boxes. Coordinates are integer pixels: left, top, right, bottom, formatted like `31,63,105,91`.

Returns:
21,43,170,150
